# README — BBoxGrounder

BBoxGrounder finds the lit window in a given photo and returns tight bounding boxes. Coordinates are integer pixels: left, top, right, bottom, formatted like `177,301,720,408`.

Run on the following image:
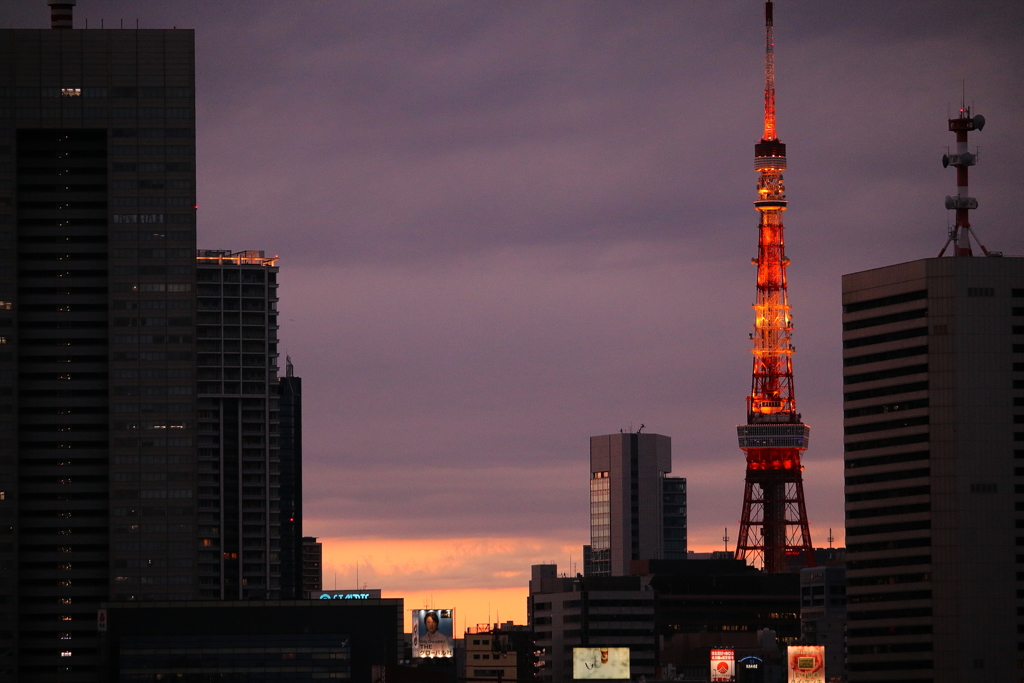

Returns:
61,88,81,97
60,651,72,657
61,615,72,621
59,633,71,640
0,301,10,309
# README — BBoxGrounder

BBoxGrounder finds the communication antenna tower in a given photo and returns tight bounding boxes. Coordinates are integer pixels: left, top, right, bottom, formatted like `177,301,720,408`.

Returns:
937,94,990,257
734,0,815,573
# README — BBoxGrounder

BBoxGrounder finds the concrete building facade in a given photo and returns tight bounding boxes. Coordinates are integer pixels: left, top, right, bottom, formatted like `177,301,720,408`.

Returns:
528,564,656,683
0,26,198,681
799,565,845,682
842,256,1024,682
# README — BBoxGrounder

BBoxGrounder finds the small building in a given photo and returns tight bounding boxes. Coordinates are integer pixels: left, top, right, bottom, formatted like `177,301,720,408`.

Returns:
302,536,323,597
464,621,535,681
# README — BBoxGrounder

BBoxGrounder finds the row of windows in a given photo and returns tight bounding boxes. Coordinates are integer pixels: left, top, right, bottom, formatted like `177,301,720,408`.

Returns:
115,283,192,293
847,537,930,554
111,197,193,207
844,345,928,368
846,450,929,470
847,520,931,537
848,572,930,587
8,107,192,119
844,326,927,350
845,432,929,453
845,364,928,386
111,146,192,156
845,415,928,436
847,468,930,487
113,317,193,327
0,87,191,99
113,507,192,518
844,290,928,315
112,231,193,242
848,555,930,571
112,334,192,344
847,485,930,503
844,381,928,403
844,308,927,332
847,503,930,520
848,589,932,604
113,298,191,309
113,403,191,413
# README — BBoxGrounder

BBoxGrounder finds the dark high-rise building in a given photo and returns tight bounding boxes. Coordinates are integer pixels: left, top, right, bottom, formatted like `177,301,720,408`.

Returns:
588,432,685,576
195,250,281,599
302,536,322,597
842,256,1024,681
0,17,198,681
277,356,302,599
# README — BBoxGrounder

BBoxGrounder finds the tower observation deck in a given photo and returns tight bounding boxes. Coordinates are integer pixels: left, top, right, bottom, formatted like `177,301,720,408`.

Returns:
734,0,815,573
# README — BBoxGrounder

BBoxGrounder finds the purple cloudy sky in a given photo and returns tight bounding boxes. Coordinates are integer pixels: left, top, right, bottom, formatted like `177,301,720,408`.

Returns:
8,1,1024,609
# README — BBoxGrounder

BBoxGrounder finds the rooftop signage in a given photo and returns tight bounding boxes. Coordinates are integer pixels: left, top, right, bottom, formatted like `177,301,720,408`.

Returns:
318,590,381,600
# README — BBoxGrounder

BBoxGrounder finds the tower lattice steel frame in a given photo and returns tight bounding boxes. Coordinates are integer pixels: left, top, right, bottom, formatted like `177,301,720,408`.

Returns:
734,0,815,573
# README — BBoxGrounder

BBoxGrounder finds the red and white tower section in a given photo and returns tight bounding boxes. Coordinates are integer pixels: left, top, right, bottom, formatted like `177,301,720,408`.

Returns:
938,105,987,257
734,0,814,573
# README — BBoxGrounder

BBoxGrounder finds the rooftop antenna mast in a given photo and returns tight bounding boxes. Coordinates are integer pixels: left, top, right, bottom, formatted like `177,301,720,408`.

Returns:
937,91,989,257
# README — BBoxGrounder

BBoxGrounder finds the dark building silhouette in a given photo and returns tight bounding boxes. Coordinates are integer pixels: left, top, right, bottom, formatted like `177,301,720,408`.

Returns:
302,536,323,597
194,250,283,599
0,20,198,681
99,598,405,682
277,356,302,599
843,257,1024,681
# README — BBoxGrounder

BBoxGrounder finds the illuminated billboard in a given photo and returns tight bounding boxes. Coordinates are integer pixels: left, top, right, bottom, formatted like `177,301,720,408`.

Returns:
787,645,825,683
710,649,735,682
572,647,630,680
411,609,454,658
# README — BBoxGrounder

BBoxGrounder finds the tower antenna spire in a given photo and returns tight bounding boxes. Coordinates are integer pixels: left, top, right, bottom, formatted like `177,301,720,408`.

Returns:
763,1,776,141
735,0,815,574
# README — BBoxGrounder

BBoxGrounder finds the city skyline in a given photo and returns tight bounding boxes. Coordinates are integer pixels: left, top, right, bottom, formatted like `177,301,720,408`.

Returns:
4,0,1021,629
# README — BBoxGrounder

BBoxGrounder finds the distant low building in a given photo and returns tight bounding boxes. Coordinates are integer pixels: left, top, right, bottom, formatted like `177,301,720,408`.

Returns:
464,621,536,682
528,565,656,682
630,559,800,674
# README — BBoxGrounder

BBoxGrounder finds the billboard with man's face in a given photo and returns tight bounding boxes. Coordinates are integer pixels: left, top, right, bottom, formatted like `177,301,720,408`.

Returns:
572,647,629,679
411,609,454,658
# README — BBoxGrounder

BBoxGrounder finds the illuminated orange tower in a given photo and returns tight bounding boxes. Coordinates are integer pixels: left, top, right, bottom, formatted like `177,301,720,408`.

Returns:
734,0,814,573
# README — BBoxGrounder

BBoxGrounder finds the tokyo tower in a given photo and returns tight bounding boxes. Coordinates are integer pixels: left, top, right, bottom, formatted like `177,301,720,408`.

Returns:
734,0,814,573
